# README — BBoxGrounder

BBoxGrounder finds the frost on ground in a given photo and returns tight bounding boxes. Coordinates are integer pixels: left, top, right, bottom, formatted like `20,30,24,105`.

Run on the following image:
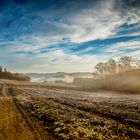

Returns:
15,87,140,140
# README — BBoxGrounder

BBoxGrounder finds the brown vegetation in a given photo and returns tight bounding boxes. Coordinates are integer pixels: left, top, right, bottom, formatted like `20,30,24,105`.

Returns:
73,56,140,93
14,87,140,140
0,90,54,140
91,69,140,93
0,96,36,140
74,69,140,93
0,78,140,140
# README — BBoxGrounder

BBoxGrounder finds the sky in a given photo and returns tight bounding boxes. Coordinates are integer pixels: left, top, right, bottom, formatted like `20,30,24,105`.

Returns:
0,0,140,73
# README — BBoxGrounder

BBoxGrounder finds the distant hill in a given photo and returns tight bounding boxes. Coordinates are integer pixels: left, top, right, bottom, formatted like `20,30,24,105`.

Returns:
20,72,93,83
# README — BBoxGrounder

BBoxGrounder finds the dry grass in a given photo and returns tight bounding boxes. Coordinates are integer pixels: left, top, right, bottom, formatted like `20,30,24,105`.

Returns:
0,96,36,140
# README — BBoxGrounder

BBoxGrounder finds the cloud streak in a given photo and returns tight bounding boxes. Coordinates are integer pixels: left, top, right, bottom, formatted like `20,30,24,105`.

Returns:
0,0,140,72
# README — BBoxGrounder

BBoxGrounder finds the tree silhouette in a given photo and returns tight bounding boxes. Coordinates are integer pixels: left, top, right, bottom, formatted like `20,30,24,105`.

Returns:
94,56,139,78
118,56,132,72
94,62,105,78
0,66,30,81
107,58,117,75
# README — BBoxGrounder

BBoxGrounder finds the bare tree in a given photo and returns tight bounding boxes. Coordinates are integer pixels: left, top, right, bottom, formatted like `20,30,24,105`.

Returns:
93,56,139,79
94,62,105,78
118,63,124,73
135,59,140,69
107,58,117,75
118,56,132,72
103,62,109,75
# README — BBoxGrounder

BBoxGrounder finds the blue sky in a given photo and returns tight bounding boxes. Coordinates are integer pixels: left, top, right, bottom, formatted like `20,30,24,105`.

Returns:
0,0,140,72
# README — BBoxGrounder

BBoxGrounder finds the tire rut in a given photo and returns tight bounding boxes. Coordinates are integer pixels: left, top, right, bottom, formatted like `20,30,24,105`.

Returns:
13,98,54,140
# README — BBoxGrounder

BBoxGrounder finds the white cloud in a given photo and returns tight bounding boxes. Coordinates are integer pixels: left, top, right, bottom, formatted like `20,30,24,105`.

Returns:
28,49,109,73
33,0,140,43
115,41,140,48
103,40,140,59
107,40,140,51
1,0,140,73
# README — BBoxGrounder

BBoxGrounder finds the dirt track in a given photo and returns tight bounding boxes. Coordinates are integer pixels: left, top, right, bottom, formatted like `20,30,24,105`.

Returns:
0,95,53,140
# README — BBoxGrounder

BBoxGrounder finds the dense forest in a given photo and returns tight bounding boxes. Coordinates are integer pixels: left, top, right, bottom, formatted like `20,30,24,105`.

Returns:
0,66,30,81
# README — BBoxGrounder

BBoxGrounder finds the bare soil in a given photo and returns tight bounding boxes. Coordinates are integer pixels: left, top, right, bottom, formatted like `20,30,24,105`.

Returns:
0,80,140,139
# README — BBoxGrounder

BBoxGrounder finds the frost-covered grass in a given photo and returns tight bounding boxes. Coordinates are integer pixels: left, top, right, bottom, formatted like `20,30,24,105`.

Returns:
15,87,140,140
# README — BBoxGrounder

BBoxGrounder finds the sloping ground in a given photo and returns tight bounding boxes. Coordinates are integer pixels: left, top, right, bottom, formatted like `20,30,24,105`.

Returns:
0,95,53,140
15,87,140,140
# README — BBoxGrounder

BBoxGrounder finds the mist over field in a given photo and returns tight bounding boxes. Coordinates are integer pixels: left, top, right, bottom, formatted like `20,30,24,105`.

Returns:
0,0,140,140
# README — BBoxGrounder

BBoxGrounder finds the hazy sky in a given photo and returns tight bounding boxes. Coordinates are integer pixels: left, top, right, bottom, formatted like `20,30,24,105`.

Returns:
0,0,140,72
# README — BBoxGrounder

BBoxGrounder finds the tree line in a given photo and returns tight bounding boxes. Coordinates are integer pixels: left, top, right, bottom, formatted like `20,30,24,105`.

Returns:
94,56,140,78
0,66,30,81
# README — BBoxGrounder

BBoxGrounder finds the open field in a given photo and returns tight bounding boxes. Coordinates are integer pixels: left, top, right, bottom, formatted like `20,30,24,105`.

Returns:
0,79,81,90
1,0,140,139
0,79,140,140
14,86,140,140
